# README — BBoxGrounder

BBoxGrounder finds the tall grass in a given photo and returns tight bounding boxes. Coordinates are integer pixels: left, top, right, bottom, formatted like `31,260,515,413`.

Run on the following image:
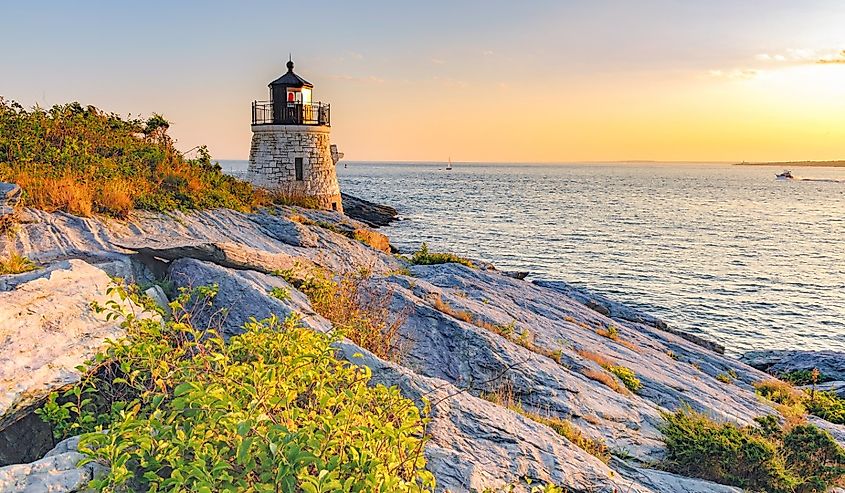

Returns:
0,251,37,274
481,384,610,463
276,267,405,361
0,99,271,218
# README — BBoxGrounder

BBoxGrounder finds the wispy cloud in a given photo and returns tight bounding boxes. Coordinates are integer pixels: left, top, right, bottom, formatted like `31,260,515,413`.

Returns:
708,69,758,80
710,47,845,80
433,76,469,88
482,50,494,56
430,58,446,65
817,50,845,64
754,48,845,65
330,74,385,84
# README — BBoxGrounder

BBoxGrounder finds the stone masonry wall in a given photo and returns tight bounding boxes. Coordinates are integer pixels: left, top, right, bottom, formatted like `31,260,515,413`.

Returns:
248,125,343,213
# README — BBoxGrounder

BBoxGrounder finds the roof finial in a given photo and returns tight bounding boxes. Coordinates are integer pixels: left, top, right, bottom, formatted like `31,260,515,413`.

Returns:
287,54,294,72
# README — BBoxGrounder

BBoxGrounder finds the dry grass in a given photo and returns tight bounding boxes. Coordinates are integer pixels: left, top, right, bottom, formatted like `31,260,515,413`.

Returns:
0,251,38,275
431,294,474,323
755,379,808,428
576,349,615,369
596,325,640,352
582,368,629,395
352,229,391,253
481,384,610,462
429,294,564,364
276,268,405,361
95,178,134,217
575,349,642,394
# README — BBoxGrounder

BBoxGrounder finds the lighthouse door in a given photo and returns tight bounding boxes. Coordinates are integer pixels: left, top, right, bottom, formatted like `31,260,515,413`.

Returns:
286,90,303,124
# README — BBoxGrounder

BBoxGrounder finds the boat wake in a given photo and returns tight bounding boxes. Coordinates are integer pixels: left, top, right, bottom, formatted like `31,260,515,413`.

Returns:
796,178,845,183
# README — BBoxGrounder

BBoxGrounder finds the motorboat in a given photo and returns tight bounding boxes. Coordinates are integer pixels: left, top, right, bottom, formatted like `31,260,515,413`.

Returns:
776,170,794,180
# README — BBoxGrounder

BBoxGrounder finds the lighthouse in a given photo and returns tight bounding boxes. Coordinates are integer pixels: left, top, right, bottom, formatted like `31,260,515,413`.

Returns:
248,58,343,213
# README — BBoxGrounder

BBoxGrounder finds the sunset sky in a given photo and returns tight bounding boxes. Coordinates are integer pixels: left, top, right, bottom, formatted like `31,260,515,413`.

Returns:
2,0,844,162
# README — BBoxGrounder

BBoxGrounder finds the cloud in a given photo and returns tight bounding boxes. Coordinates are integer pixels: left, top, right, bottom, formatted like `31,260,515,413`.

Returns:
430,58,446,65
330,74,385,84
433,76,469,88
754,48,845,64
817,50,845,64
708,69,758,80
482,50,494,56
754,53,786,62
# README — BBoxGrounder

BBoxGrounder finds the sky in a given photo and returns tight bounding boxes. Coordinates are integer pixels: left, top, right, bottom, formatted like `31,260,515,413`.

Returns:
2,0,844,162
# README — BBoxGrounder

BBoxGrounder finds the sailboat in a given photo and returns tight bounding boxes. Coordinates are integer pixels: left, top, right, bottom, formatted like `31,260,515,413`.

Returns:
446,157,453,171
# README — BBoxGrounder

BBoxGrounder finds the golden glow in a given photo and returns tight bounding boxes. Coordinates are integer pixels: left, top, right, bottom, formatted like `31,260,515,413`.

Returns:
177,60,844,163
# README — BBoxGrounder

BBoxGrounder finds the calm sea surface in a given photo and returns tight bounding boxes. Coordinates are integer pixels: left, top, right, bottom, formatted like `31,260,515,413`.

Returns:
221,160,845,355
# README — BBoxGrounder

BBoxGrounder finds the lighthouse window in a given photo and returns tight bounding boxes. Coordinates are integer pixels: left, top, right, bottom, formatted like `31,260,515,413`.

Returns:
294,158,304,181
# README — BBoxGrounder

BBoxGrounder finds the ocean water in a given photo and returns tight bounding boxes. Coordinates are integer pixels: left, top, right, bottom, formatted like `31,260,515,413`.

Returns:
220,160,845,355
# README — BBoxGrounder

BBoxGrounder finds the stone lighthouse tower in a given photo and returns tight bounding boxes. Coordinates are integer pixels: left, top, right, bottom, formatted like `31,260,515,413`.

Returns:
248,59,343,212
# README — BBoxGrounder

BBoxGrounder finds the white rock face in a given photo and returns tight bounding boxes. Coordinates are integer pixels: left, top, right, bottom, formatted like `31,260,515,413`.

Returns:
0,435,104,493
0,260,141,429
1,206,841,492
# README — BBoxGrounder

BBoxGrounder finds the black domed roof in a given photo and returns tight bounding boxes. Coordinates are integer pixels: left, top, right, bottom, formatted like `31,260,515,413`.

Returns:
269,59,313,88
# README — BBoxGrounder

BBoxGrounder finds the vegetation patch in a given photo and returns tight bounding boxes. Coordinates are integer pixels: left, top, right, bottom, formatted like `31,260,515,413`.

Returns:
410,242,475,268
36,287,434,492
428,295,563,364
276,267,404,361
756,379,845,426
595,324,639,351
660,409,845,492
576,349,641,394
715,369,738,384
780,369,830,386
0,251,37,275
0,100,282,218
481,386,609,463
352,228,391,252
607,365,642,393
268,285,290,301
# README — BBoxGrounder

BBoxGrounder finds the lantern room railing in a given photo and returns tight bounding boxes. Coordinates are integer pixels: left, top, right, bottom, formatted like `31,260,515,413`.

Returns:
251,100,330,126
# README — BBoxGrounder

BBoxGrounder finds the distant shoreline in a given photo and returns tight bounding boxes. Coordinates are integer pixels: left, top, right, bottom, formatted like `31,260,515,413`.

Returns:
734,161,845,167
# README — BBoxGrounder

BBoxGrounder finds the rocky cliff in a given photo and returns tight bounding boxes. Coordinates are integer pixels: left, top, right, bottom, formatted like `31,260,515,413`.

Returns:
0,199,843,492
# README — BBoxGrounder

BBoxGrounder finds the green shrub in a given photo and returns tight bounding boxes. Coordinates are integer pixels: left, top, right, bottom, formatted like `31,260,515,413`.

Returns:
37,291,434,492
756,379,845,425
607,365,642,393
781,369,828,386
410,243,475,268
805,391,845,425
268,285,290,301
660,409,845,492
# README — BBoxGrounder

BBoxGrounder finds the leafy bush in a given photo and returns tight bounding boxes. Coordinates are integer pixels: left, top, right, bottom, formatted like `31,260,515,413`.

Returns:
268,285,290,301
660,409,845,492
0,99,271,218
37,289,434,492
410,243,475,268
